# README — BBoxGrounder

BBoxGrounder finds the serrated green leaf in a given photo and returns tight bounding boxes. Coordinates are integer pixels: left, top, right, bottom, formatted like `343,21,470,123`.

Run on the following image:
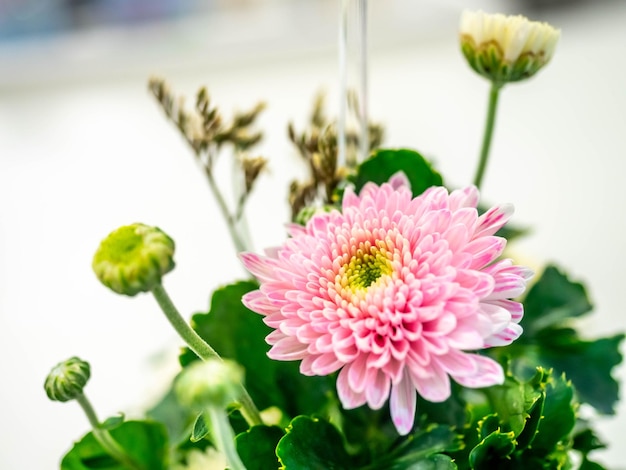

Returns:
532,374,576,454
535,329,624,414
183,281,333,418
514,390,545,451
521,266,593,335
99,413,124,431
349,148,443,197
484,368,546,440
190,413,210,442
236,425,284,470
468,429,516,468
61,421,168,470
277,416,353,469
477,414,500,440
572,427,607,456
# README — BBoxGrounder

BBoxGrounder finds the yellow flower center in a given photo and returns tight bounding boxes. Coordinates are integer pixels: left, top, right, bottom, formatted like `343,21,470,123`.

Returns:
343,244,393,291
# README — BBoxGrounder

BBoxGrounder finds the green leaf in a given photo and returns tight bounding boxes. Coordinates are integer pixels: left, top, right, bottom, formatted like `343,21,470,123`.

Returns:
184,281,333,418
277,416,353,470
485,368,545,437
99,413,124,431
572,427,607,456
468,428,516,468
61,421,168,470
507,265,626,414
416,383,468,429
579,458,607,470
535,328,624,414
402,454,457,470
236,425,284,470
349,149,443,197
147,386,197,447
514,390,545,451
190,413,210,443
531,374,576,454
521,266,593,335
380,424,462,469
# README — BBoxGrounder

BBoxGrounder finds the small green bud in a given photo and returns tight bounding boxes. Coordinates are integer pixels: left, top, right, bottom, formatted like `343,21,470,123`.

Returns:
175,359,244,411
460,10,560,85
92,223,175,296
44,357,91,402
294,204,335,226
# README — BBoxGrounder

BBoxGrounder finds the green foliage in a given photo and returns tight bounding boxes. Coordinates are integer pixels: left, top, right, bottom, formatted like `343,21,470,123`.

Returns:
99,414,124,431
457,369,579,469
416,383,468,430
182,281,333,417
374,425,462,470
149,267,620,469
147,386,198,449
61,421,168,470
236,425,284,470
535,328,624,414
507,265,625,414
531,373,576,454
277,416,354,469
522,266,593,334
190,413,210,442
350,149,443,197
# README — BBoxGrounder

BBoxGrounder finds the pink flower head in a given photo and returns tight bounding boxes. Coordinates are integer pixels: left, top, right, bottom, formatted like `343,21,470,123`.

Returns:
241,174,532,435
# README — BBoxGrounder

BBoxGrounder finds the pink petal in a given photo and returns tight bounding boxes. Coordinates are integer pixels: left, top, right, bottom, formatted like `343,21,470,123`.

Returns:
448,185,479,210
390,371,417,435
267,335,308,361
484,324,523,347
389,171,411,191
347,355,374,393
435,351,478,377
473,204,514,239
452,354,504,388
337,366,367,409
412,364,451,402
310,353,343,375
365,370,391,409
239,252,279,282
242,291,276,315
466,236,506,270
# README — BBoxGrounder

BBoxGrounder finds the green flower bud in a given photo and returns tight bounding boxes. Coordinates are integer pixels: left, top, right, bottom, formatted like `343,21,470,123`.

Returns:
294,204,335,226
44,357,91,402
460,10,560,85
92,223,175,296
175,359,244,410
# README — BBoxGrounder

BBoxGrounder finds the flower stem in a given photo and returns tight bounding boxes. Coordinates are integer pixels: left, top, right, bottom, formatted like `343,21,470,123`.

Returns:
75,393,144,470
206,406,246,470
151,283,263,426
202,162,249,254
152,283,221,361
473,81,502,190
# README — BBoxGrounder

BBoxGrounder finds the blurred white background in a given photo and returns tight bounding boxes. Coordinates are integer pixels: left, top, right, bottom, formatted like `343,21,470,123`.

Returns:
1,0,625,468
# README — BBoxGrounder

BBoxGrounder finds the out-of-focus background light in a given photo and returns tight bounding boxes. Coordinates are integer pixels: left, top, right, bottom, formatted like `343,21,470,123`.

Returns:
1,0,624,468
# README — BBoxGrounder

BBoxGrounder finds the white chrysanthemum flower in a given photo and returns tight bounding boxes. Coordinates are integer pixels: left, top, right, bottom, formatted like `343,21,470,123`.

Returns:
460,10,560,84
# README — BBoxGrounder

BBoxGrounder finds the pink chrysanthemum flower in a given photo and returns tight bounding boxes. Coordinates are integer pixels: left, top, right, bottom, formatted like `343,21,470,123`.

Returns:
241,174,531,435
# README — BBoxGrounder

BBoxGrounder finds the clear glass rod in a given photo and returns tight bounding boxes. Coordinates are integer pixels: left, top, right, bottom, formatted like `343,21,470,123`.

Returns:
338,0,369,169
